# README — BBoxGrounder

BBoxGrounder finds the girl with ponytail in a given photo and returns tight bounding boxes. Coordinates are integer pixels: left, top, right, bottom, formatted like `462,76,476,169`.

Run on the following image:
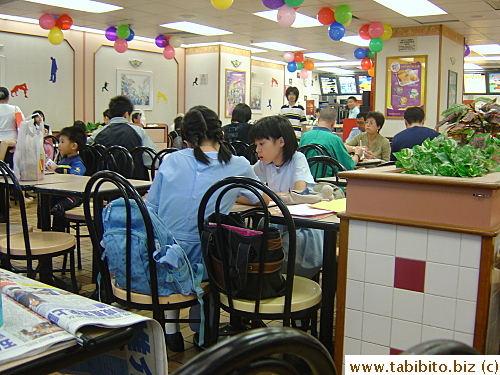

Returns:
146,105,260,352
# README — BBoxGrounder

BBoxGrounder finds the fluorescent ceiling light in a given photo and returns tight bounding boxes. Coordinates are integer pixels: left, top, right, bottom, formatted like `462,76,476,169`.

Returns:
253,10,322,28
251,56,287,65
71,25,104,34
250,41,304,51
134,36,156,43
25,0,122,13
314,61,360,67
469,44,500,55
373,0,446,17
160,21,231,36
303,52,344,61
318,68,356,74
341,36,370,47
0,14,38,24
465,56,500,61
180,42,266,53
464,63,483,70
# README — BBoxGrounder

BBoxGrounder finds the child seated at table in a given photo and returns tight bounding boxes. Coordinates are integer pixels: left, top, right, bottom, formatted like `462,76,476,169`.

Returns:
45,126,86,232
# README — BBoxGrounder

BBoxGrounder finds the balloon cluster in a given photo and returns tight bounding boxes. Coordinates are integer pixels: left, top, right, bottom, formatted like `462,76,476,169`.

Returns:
211,0,233,9
262,0,304,27
353,23,392,77
464,45,470,57
39,14,73,45
317,5,352,42
155,34,183,60
283,52,314,78
105,25,135,53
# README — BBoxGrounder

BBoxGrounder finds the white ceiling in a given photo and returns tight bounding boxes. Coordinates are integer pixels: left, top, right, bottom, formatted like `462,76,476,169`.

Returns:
2,0,500,70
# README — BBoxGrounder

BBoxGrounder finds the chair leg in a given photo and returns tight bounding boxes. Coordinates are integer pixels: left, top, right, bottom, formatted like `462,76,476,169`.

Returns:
69,249,79,294
61,223,70,275
75,222,82,270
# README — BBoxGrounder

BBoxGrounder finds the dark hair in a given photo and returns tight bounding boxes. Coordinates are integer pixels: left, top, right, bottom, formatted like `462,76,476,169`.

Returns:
131,112,141,122
173,115,183,131
108,96,133,118
33,110,45,121
73,120,86,134
181,105,231,165
0,87,9,100
231,103,251,123
285,86,299,98
59,126,86,150
404,106,425,124
103,109,110,119
247,115,297,165
347,96,358,102
366,111,385,132
357,112,367,120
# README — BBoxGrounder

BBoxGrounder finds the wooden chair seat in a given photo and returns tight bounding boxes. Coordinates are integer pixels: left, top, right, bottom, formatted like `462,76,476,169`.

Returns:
0,232,76,256
0,224,32,239
112,280,209,305
219,276,321,314
65,206,91,221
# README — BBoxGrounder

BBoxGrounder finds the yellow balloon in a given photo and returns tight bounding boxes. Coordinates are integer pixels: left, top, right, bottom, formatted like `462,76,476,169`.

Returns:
343,19,352,27
48,26,64,45
211,0,233,10
381,24,393,40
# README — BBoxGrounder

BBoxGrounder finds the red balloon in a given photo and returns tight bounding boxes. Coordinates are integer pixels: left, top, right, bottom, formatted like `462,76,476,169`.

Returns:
294,52,304,63
361,57,373,71
114,39,128,53
359,24,371,40
56,14,73,30
368,22,384,39
163,45,175,60
317,7,335,25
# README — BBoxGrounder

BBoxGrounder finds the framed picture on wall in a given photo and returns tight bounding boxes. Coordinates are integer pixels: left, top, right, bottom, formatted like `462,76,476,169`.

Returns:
225,69,246,118
447,70,458,109
250,82,263,114
116,69,153,110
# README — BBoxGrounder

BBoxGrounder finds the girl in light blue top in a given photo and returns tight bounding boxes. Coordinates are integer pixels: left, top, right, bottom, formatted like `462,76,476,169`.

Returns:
248,115,323,279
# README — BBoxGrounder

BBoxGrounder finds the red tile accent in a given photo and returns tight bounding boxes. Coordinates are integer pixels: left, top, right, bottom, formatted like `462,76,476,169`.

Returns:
390,348,404,355
394,257,426,293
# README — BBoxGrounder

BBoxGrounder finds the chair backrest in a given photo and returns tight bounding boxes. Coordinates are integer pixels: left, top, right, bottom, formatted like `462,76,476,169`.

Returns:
0,161,35,276
197,176,296,325
243,144,258,165
150,148,178,180
43,135,60,163
230,141,248,157
172,327,337,375
130,146,157,181
79,145,99,176
97,145,134,179
401,340,481,355
307,155,347,183
93,143,107,156
222,141,236,155
298,144,334,158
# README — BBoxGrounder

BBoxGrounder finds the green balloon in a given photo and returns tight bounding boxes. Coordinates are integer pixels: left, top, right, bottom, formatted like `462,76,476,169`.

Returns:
335,5,352,25
369,38,384,53
116,24,130,40
284,0,303,7
367,50,376,59
296,62,304,70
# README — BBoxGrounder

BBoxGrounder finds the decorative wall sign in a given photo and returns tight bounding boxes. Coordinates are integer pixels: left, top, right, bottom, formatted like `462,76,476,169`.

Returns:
156,91,168,103
102,81,109,92
117,69,153,110
200,73,208,85
271,77,278,87
225,69,246,118
49,57,58,83
250,83,263,114
11,83,28,98
447,70,458,109
231,60,242,68
129,59,142,68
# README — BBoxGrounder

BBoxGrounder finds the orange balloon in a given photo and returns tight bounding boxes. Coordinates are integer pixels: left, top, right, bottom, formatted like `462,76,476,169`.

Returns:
303,60,315,70
368,67,375,77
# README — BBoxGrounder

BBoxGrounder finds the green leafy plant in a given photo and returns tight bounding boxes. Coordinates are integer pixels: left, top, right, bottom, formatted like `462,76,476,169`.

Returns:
86,122,100,132
394,131,500,177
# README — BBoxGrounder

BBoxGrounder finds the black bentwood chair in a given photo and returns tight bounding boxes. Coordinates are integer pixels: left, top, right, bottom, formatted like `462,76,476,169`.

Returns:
401,340,481,355
298,143,334,159
97,145,134,178
130,146,157,181
150,148,178,180
198,176,322,347
307,155,348,188
230,140,249,157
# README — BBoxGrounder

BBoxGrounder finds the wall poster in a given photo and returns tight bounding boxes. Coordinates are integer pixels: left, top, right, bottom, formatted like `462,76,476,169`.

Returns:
385,55,427,118
117,69,153,110
447,70,458,109
250,82,263,114
225,69,246,118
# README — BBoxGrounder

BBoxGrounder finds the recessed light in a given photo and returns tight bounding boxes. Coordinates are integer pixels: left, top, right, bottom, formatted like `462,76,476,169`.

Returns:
303,52,344,61
0,14,39,24
25,0,122,13
253,10,322,28
341,36,370,47
373,0,446,17
250,41,305,51
314,61,360,67
317,68,356,74
160,21,232,36
180,42,266,53
470,44,500,55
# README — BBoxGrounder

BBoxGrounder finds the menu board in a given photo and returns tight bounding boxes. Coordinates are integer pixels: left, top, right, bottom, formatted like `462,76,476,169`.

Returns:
488,73,500,93
358,76,372,92
464,73,486,94
338,76,357,94
319,75,338,95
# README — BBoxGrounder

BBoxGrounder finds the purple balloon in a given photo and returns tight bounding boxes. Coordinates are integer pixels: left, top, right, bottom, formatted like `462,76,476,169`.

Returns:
262,0,285,9
464,44,470,57
105,26,117,41
155,34,168,48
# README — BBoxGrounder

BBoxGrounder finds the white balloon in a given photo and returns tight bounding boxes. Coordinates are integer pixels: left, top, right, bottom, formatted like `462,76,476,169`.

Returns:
169,36,182,48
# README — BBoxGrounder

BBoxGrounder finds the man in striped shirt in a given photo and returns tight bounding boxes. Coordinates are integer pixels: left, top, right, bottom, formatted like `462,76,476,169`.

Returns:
279,86,307,137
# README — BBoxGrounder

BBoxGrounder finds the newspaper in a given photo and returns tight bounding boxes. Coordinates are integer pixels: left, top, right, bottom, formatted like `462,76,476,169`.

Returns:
0,269,168,374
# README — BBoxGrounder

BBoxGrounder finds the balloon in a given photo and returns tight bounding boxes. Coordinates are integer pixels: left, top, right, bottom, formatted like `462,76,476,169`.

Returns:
211,0,233,10
369,38,384,53
328,21,345,41
277,5,296,27
335,5,352,25
48,27,64,45
303,60,314,70
56,14,73,30
163,45,176,59
105,27,117,41
284,0,303,7
366,50,376,59
116,24,130,40
354,47,367,59
361,57,373,70
262,0,284,9
368,22,384,39
368,67,375,77
126,28,135,41
296,62,304,70
155,34,168,48
294,52,304,63
464,45,470,57
169,36,183,48
359,24,371,40
114,38,128,53
287,61,297,72
381,24,393,40
300,68,308,79
283,51,294,62
317,7,335,25
39,14,55,30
